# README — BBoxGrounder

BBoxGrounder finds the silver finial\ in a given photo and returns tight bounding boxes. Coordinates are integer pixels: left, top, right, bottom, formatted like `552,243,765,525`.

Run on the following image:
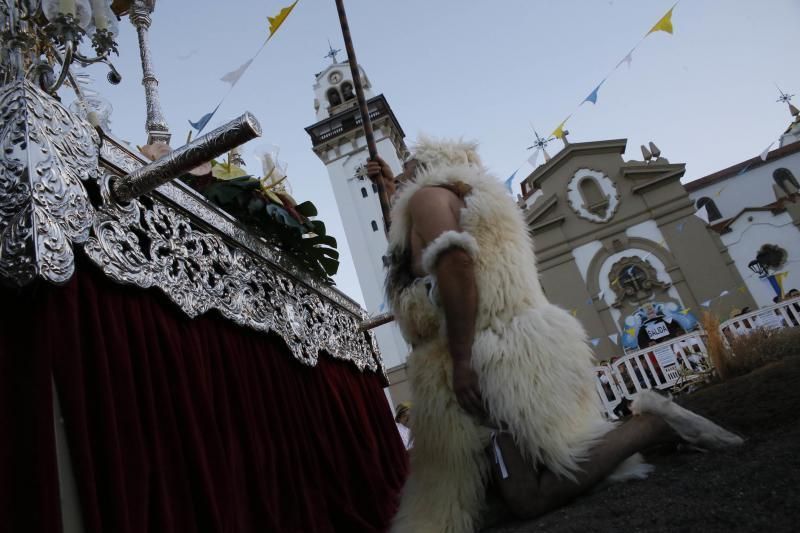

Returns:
130,0,171,146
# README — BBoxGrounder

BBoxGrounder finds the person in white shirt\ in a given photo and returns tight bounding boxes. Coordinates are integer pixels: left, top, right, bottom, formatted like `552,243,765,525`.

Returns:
395,402,413,450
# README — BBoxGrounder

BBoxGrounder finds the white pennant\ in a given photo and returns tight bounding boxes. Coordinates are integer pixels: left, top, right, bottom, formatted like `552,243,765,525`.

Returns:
527,148,541,168
220,58,254,86
616,50,633,69
759,142,774,161
694,205,710,224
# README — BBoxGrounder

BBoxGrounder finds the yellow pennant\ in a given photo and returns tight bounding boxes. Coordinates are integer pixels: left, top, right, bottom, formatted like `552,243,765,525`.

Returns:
551,116,570,139
776,271,789,295
267,0,299,40
647,5,675,36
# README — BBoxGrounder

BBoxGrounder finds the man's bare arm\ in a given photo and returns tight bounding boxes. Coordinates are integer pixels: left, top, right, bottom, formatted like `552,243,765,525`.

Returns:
408,187,486,420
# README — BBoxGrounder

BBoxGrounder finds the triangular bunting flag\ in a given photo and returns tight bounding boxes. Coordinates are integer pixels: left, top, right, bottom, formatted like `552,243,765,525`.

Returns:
736,163,752,176
590,338,601,347
608,333,619,345
220,58,254,86
775,271,788,295
527,148,541,168
583,80,605,105
188,104,220,132
700,300,712,308
504,169,518,194
570,309,578,317
267,0,299,40
551,117,570,139
694,205,710,224
647,5,675,36
625,327,636,336
616,50,633,70
760,142,774,161
719,290,729,298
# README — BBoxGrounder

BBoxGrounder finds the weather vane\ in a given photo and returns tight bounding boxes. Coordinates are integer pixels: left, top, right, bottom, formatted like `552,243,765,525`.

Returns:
526,125,555,165
776,84,794,104
324,39,342,64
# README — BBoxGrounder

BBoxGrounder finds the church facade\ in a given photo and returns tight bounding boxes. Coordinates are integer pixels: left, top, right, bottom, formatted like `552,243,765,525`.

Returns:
519,138,755,358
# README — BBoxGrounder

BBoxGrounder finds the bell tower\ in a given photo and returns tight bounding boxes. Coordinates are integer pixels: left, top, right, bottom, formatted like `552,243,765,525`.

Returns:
305,45,410,394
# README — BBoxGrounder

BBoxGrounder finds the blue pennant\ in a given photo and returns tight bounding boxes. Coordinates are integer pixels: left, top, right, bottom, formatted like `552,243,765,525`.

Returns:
504,169,519,194
583,80,605,105
188,104,220,133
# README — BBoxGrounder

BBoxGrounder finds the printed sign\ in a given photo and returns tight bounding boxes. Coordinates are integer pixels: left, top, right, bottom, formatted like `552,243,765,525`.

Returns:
756,310,783,331
645,321,669,340
653,344,678,368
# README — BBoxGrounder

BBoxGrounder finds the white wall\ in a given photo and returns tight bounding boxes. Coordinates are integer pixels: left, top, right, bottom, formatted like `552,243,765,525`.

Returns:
721,210,800,307
687,150,800,221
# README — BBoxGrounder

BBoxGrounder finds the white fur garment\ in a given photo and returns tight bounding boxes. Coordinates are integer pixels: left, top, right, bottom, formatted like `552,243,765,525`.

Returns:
386,137,651,533
421,230,479,275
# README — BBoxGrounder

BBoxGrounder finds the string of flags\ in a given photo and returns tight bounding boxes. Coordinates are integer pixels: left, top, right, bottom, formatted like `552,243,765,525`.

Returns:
188,0,300,134
505,2,678,194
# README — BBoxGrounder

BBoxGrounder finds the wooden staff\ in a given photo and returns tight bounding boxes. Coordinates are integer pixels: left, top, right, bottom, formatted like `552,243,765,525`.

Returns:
335,0,396,331
333,0,392,233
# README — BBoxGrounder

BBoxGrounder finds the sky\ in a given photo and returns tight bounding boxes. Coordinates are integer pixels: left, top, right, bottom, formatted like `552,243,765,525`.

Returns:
72,0,800,306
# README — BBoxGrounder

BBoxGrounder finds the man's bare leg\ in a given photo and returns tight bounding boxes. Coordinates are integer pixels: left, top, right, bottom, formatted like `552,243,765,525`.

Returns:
492,413,669,519
492,391,743,520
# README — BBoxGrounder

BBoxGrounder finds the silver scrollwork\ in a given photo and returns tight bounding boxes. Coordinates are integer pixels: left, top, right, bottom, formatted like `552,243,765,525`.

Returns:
0,78,100,286
84,170,383,373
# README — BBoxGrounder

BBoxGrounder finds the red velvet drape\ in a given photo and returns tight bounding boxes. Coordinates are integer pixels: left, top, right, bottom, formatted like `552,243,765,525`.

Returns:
0,259,408,532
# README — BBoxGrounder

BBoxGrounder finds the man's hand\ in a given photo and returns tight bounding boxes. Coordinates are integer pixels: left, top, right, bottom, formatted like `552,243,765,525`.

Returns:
453,359,487,420
366,157,396,198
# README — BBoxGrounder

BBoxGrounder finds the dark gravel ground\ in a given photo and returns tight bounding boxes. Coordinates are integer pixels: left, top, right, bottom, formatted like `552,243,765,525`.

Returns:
481,355,800,533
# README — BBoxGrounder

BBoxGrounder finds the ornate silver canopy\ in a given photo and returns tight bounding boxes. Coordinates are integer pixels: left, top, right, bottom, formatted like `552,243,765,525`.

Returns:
0,78,100,286
0,1,384,373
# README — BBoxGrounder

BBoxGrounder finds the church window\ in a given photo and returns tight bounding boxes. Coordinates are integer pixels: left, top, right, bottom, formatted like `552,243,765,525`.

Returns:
695,197,722,222
327,88,342,107
341,82,355,101
773,168,799,196
578,177,609,217
361,187,368,198
371,220,379,232
566,169,619,223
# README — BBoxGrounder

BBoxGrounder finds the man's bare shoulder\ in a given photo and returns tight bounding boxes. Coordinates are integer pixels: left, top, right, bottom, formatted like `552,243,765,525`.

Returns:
407,186,465,245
